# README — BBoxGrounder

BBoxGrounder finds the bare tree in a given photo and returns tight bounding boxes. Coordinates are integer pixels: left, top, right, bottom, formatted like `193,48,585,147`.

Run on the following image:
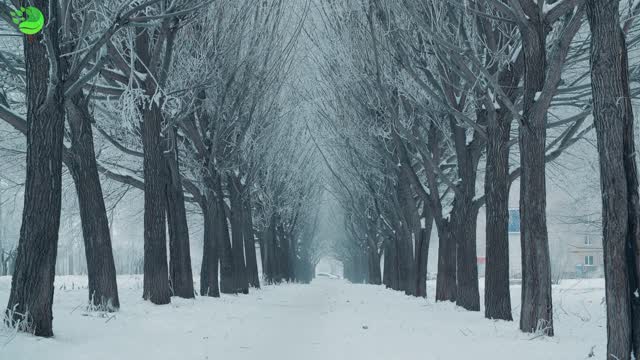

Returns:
586,0,640,357
4,0,65,337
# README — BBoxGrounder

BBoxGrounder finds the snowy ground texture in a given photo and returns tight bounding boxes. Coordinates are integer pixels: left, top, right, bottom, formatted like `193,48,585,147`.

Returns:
0,276,605,360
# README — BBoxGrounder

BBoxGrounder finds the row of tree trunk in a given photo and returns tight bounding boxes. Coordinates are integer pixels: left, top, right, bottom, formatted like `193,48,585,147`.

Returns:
2,4,272,336
261,212,304,284
350,3,640,357
199,171,262,297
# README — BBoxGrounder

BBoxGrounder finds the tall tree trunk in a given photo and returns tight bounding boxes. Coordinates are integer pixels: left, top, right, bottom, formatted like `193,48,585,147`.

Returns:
65,95,120,309
263,214,278,284
397,173,418,296
288,229,297,283
270,221,281,283
141,100,171,305
449,111,483,311
395,222,413,294
586,1,639,357
56,0,121,310
382,240,392,288
200,196,220,297
213,173,235,294
277,224,291,281
228,174,249,294
391,236,401,290
383,238,400,290
620,27,640,358
6,0,65,337
453,200,480,311
242,190,260,288
416,213,433,298
435,221,456,302
165,127,194,299
368,245,382,285
137,27,171,305
484,109,513,321
519,14,553,335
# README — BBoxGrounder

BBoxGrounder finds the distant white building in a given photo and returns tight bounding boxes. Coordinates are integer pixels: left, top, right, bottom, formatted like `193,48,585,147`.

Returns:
427,207,603,280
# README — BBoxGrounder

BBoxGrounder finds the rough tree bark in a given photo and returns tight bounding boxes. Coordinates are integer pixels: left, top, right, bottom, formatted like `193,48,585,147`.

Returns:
141,100,171,305
620,26,640,358
384,236,401,290
484,47,522,320
165,126,195,299
213,172,235,294
477,2,523,322
65,95,120,309
228,174,249,294
200,195,220,297
452,198,480,311
484,109,514,321
450,109,485,312
586,1,639,357
54,0,122,310
421,124,456,303
396,173,418,295
518,7,553,336
6,0,65,337
435,221,456,302
138,28,171,305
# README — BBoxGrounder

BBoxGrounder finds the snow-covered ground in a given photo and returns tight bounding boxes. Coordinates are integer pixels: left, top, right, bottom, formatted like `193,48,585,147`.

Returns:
0,276,605,359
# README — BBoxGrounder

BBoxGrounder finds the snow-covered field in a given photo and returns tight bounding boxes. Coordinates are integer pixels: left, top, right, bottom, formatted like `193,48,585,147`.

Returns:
0,276,605,360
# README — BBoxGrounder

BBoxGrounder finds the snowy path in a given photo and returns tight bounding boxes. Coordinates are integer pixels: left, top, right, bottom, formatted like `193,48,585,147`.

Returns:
0,276,606,359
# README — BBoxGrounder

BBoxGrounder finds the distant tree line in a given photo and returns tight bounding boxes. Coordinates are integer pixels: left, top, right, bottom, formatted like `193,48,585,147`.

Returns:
311,1,640,358
0,0,321,337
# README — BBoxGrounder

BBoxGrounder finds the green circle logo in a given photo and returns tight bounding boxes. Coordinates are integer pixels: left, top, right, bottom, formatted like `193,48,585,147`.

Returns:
10,6,44,35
